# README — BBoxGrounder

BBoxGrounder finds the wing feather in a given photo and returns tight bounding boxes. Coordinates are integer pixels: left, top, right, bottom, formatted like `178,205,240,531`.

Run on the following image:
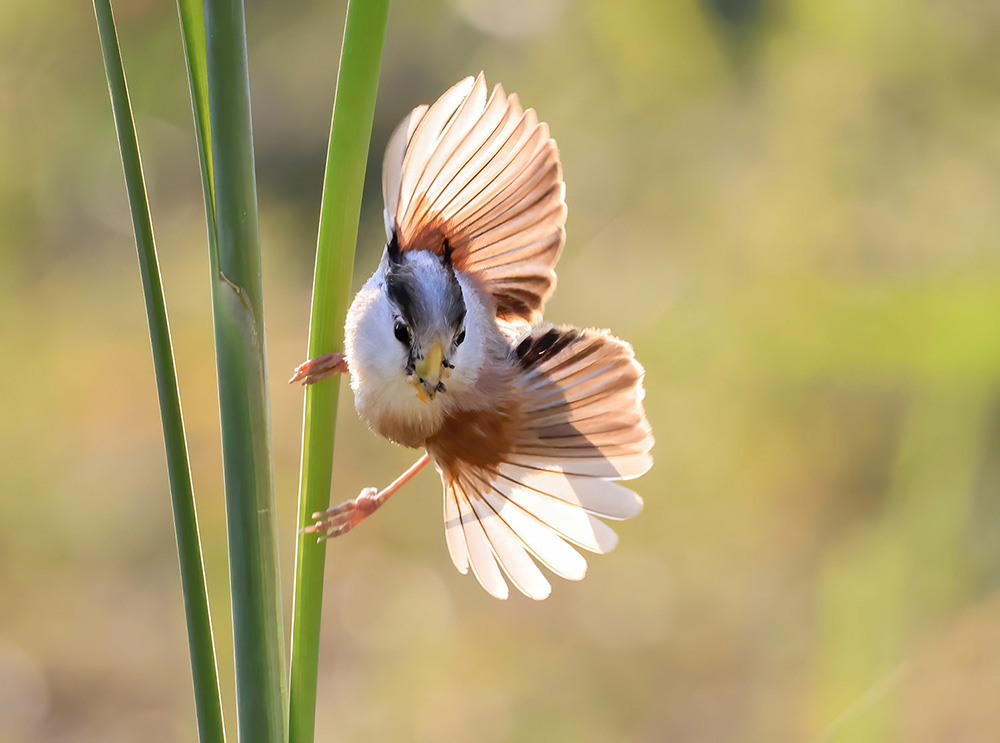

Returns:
401,74,489,231
382,75,566,323
382,105,428,239
396,77,477,221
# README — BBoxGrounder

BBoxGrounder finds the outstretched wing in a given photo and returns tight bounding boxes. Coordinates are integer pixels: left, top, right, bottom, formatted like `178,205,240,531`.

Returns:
382,73,567,324
427,326,653,599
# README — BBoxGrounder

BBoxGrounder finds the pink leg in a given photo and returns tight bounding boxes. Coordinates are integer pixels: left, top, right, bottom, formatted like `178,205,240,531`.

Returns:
302,453,431,540
289,352,348,385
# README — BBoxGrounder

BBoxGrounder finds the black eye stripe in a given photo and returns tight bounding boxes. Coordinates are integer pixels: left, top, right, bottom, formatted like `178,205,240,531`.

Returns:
386,279,414,321
385,251,467,344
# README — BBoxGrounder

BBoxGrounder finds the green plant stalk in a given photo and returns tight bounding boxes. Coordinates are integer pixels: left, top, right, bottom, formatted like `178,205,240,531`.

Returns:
287,1,390,741
92,2,225,742
175,0,214,233
201,0,287,740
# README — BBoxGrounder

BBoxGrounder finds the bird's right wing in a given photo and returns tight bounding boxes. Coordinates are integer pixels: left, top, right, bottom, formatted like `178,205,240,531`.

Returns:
382,73,566,325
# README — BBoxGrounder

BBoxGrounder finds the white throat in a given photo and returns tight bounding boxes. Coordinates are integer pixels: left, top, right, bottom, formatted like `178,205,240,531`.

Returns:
344,257,494,448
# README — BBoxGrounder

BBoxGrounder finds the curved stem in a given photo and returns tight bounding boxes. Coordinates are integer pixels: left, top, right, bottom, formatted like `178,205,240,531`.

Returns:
287,1,391,741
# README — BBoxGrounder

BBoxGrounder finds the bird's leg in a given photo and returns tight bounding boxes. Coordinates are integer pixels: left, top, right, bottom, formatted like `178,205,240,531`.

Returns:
302,453,431,540
289,352,348,385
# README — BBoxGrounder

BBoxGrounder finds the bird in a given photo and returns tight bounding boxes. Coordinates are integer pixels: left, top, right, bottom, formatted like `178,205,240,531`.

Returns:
291,73,653,600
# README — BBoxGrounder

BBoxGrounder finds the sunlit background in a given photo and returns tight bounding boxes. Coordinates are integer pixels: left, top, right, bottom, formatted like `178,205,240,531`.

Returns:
3,0,1000,740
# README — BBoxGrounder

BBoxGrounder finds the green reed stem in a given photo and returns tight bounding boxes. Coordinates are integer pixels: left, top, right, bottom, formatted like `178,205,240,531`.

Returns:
93,2,226,741
191,0,287,739
287,1,390,741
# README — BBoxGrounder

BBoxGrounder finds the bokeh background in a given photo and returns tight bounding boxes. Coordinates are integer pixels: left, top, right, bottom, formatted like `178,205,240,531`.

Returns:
3,0,1000,740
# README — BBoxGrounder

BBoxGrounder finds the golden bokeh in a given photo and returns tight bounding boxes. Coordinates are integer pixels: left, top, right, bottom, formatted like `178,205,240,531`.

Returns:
2,0,1000,740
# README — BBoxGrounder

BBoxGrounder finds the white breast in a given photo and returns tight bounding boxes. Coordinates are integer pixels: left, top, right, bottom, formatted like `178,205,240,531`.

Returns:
343,265,495,448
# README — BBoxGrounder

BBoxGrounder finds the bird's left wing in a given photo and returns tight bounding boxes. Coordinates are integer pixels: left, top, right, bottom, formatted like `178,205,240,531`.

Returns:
382,73,566,324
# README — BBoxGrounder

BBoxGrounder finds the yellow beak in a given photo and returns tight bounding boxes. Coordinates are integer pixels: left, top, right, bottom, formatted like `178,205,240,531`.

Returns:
416,341,444,383
409,341,451,403
409,380,429,404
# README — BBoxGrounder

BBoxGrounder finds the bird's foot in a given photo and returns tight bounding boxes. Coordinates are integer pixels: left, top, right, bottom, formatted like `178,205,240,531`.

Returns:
289,352,348,385
301,487,381,540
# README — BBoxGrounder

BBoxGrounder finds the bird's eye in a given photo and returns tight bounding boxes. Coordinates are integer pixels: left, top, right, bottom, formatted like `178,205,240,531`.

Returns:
393,321,411,345
454,329,466,347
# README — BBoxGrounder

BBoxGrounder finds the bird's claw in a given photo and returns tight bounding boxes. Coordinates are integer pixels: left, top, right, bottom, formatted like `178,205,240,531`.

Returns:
289,352,348,385
300,487,380,541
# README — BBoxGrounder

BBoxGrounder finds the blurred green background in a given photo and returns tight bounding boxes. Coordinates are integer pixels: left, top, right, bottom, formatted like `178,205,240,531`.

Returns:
3,0,1000,740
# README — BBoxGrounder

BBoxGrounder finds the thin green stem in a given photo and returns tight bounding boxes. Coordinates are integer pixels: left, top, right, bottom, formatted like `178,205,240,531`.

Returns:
287,1,390,741
201,0,286,739
175,0,215,239
92,2,225,742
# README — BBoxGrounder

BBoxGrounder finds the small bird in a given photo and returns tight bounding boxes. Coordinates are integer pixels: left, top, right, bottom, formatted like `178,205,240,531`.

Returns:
292,73,653,600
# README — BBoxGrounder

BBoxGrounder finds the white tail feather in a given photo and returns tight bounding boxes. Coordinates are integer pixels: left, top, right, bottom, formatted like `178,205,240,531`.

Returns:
443,481,470,574
491,473,620,554
498,464,644,520
479,485,588,581
467,487,552,600
431,327,653,598
453,481,509,599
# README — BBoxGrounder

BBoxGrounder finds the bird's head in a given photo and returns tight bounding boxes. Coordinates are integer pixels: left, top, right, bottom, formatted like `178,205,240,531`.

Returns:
381,235,470,403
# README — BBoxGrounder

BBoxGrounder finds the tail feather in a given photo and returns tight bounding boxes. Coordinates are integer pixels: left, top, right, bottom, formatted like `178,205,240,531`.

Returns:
432,326,653,599
467,484,552,600
491,471,620,554
442,480,470,574
499,464,643,520
505,452,653,480
478,483,588,581
446,478,509,600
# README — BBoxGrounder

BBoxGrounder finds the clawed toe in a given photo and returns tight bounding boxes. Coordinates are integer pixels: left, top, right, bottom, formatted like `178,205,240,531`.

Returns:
289,352,348,385
300,488,381,541
301,505,353,539
309,520,353,541
296,457,427,544
301,513,353,541
310,498,355,521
